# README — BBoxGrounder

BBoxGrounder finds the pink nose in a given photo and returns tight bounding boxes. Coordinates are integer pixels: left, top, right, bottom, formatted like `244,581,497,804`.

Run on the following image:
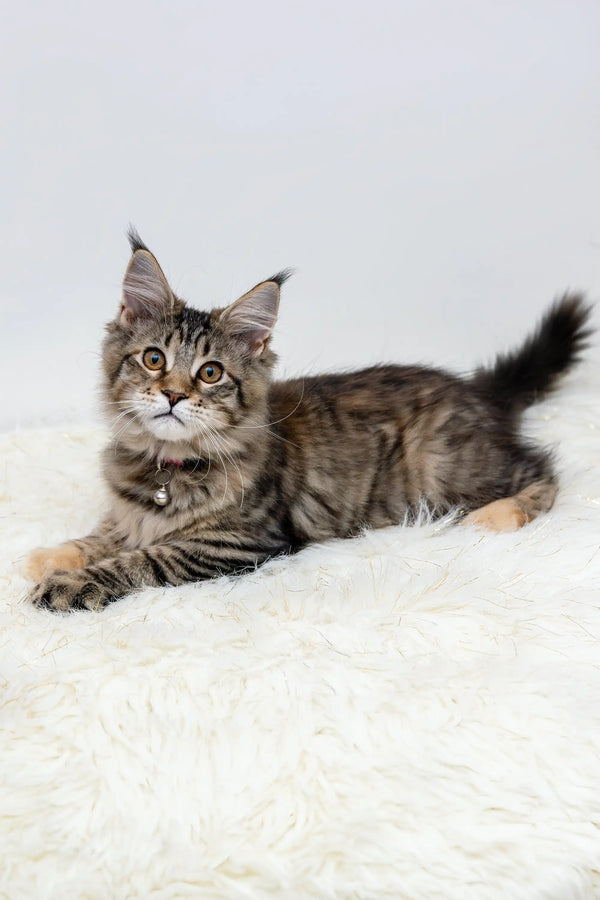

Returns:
162,389,187,408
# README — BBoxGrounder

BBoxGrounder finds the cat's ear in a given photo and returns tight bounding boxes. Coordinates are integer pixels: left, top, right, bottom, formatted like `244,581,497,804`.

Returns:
119,245,175,327
220,272,290,357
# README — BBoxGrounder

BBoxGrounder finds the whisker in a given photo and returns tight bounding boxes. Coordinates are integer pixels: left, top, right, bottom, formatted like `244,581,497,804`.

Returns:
233,381,305,432
204,424,245,509
202,427,229,505
227,418,300,450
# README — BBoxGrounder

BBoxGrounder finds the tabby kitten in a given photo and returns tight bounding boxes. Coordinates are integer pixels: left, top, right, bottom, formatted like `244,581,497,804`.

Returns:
26,232,592,611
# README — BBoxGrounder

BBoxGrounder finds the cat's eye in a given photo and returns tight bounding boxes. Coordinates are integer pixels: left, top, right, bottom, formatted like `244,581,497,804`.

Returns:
198,362,223,384
142,348,166,371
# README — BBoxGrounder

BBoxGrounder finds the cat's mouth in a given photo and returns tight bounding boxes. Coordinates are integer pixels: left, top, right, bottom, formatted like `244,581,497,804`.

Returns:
154,411,183,423
149,410,188,435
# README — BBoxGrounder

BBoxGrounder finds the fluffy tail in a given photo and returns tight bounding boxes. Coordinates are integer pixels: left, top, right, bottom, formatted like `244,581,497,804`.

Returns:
471,292,593,413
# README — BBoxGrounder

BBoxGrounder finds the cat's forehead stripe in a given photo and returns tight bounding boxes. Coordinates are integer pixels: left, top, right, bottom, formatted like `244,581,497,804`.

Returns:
194,334,211,358
165,330,182,354
181,307,211,339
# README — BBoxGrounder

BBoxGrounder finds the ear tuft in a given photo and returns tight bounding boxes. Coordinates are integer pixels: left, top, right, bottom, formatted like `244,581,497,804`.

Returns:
220,278,282,357
119,246,174,326
127,225,150,255
267,268,294,287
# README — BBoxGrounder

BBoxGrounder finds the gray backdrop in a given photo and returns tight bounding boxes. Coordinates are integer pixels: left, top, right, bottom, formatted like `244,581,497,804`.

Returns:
2,0,599,430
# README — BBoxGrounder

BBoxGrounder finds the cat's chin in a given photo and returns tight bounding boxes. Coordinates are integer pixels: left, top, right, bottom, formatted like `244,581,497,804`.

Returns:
145,414,191,441
116,425,199,461
112,413,197,456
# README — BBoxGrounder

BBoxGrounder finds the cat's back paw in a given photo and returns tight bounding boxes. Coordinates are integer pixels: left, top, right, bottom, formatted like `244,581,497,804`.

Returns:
24,544,85,582
462,498,528,532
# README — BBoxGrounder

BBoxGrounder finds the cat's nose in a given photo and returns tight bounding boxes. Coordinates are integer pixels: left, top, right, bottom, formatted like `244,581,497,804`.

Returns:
162,389,188,408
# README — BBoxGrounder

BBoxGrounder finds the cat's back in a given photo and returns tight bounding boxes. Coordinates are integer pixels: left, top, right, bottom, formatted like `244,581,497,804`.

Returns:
269,363,463,427
264,364,470,539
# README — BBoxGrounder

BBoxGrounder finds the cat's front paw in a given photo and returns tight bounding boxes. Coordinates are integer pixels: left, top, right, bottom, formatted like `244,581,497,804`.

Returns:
29,571,113,613
24,543,85,581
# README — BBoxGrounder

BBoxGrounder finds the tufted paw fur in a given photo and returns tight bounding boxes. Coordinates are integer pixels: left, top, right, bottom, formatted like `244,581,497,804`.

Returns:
24,543,85,581
29,571,113,613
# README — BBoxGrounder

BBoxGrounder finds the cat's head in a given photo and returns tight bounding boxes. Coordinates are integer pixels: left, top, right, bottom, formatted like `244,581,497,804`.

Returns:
102,230,290,457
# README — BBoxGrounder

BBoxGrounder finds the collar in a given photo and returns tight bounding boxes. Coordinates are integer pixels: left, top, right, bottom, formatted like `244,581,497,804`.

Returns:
159,457,206,471
113,442,206,472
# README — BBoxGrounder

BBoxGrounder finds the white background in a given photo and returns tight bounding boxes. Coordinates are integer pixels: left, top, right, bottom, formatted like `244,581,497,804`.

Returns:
1,0,599,431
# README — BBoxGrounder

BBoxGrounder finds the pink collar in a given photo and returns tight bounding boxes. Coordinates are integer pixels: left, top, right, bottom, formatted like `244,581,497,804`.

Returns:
158,457,205,470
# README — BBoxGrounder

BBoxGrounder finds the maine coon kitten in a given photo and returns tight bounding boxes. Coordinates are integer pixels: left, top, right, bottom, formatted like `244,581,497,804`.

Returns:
26,232,592,611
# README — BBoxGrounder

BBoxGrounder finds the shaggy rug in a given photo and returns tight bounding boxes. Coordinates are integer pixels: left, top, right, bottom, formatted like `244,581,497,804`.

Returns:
1,364,600,900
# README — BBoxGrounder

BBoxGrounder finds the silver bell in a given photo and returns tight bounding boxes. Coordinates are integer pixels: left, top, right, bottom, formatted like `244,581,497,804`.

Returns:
153,487,169,506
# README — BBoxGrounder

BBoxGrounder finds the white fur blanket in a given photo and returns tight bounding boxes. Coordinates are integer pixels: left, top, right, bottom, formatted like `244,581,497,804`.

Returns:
2,366,600,899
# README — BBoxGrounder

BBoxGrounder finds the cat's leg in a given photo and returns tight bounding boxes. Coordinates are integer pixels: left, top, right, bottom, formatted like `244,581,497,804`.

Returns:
462,478,558,532
28,537,274,612
24,521,123,581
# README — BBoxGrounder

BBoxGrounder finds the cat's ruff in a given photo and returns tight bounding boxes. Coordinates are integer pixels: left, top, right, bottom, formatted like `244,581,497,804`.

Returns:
153,459,205,506
3,362,600,898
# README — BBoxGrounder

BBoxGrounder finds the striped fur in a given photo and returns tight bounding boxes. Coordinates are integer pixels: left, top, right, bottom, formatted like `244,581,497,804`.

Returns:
27,236,593,611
